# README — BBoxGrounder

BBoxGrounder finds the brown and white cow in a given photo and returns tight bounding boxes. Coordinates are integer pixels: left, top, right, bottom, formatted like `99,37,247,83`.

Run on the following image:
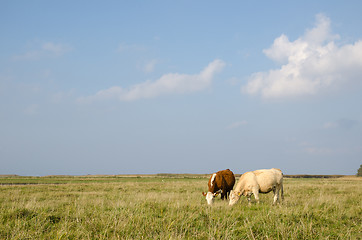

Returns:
229,168,284,206
202,169,235,205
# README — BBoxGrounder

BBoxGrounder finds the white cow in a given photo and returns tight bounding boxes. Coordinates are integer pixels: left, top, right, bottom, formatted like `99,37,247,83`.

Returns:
229,168,284,206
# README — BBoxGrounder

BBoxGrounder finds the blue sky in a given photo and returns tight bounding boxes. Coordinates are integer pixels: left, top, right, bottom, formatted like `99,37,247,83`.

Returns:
1,1,362,176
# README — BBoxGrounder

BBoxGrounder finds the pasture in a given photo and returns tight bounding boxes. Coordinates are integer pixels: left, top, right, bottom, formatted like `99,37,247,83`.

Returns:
0,175,361,239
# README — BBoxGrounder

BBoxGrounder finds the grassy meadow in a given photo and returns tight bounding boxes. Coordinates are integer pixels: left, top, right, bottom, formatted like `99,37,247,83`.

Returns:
0,175,361,239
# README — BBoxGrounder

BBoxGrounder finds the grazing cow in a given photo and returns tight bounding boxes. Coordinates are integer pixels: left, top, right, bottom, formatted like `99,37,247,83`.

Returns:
202,169,235,205
229,168,284,206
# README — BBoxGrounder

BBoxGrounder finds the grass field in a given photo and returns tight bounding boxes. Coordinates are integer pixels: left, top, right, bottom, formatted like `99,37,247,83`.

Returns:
0,175,361,239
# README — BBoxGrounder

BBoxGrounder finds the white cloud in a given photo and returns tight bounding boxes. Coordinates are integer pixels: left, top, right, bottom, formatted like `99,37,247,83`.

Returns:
243,13,362,99
77,59,225,103
13,42,70,60
143,59,158,73
42,42,70,57
226,121,248,129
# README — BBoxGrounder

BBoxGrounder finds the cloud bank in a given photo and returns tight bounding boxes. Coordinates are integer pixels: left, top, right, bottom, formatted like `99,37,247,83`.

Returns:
78,59,225,103
243,14,362,99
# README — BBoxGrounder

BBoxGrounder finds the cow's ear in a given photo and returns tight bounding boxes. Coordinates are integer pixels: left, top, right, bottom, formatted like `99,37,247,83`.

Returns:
237,192,241,196
202,192,207,196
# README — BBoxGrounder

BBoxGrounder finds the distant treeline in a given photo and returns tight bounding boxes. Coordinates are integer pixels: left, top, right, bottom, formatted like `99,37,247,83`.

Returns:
283,175,346,178
0,174,352,179
156,173,350,179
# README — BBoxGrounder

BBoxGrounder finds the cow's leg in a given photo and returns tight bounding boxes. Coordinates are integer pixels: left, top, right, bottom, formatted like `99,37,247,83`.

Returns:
273,188,280,205
252,189,259,204
223,189,230,200
246,193,252,206
221,192,225,200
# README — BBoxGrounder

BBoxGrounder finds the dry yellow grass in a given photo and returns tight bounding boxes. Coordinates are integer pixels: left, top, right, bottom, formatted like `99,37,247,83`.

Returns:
0,176,361,239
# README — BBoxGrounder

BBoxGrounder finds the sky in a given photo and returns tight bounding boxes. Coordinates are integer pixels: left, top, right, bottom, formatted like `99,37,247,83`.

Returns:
1,1,362,176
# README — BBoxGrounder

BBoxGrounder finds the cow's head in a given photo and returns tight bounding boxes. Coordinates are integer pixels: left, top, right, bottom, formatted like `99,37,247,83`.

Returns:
203,190,221,205
229,190,241,206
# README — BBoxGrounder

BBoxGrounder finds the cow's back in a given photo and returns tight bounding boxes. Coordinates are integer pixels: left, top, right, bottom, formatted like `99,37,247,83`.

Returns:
253,169,283,193
216,169,235,191
218,169,235,190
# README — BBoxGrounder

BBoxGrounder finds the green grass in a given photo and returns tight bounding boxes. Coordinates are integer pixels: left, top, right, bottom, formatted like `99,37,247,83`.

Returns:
0,176,361,239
